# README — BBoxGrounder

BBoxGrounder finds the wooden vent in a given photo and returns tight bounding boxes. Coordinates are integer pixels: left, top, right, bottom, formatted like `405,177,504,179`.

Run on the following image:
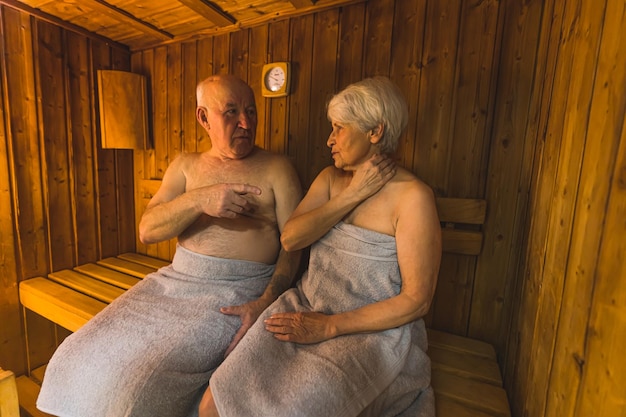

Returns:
97,70,148,149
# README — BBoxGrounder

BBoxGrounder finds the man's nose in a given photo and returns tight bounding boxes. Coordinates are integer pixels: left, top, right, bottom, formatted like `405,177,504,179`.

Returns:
238,112,251,129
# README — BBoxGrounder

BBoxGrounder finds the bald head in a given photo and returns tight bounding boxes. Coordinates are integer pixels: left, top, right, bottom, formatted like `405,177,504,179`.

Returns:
196,74,254,108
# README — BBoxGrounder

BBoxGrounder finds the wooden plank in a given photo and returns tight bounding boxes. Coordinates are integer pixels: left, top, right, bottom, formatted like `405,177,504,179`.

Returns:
287,13,313,184
306,8,338,187
522,1,608,415
441,229,483,256
92,38,119,259
86,0,173,40
15,375,53,417
66,31,99,265
177,0,235,26
436,198,487,225
573,2,626,414
97,257,157,278
435,395,497,417
447,0,499,198
117,253,170,269
37,20,76,271
0,368,19,417
336,3,366,90
389,0,426,169
429,345,502,386
249,25,268,150
412,0,462,193
362,0,394,77
73,262,142,290
545,1,625,416
267,20,289,154
427,328,497,361
19,278,107,332
431,369,510,417
181,41,198,153
0,6,27,376
469,0,544,351
47,270,126,303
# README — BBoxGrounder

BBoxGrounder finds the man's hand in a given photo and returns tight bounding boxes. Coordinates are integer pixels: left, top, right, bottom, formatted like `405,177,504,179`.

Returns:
264,312,335,344
220,298,271,357
199,183,262,219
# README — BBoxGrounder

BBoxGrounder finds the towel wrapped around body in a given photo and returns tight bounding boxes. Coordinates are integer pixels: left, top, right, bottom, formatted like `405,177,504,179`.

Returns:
210,222,434,417
37,245,275,417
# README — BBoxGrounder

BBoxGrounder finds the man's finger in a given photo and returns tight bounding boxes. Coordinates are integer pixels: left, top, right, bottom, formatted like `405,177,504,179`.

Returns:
229,183,262,195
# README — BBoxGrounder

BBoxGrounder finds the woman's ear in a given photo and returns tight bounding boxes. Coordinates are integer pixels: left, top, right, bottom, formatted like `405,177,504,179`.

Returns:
196,107,209,128
369,123,384,144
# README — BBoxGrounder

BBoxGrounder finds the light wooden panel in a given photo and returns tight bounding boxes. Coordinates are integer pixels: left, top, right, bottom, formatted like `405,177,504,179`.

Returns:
0,5,133,377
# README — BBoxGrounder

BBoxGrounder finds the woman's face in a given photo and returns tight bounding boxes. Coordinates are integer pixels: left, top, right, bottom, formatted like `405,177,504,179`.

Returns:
326,119,373,170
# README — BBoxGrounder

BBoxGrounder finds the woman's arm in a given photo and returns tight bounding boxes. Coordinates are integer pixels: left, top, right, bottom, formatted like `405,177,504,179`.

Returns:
281,154,395,251
266,180,441,343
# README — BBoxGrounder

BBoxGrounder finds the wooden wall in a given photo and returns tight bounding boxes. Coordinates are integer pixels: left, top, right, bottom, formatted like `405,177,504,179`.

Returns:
0,6,133,376
1,1,623,416
502,0,626,416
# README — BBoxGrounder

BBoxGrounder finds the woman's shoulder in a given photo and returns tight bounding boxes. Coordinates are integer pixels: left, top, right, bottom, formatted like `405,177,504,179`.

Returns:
391,168,434,197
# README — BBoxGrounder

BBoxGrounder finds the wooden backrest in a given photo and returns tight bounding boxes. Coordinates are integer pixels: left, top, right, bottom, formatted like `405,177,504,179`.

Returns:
436,197,487,256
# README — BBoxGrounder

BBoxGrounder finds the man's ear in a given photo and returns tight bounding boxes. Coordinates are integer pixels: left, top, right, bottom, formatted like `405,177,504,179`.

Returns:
196,107,209,127
369,123,384,144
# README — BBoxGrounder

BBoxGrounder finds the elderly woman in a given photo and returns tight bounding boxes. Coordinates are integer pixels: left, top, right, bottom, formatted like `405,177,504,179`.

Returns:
198,76,442,417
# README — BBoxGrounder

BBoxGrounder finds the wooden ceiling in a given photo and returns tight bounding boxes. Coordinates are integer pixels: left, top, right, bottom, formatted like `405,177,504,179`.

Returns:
2,0,364,51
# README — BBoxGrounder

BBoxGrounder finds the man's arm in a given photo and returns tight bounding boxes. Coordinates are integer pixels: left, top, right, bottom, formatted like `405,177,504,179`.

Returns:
139,154,262,244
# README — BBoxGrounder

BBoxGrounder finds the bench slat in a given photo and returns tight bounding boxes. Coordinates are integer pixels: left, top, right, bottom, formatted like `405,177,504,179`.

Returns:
48,270,126,303
441,229,483,256
427,329,497,360
429,345,502,386
19,278,107,332
431,369,510,417
97,257,157,278
117,252,170,269
74,263,142,290
436,198,487,225
0,368,19,417
15,375,53,417
436,395,498,417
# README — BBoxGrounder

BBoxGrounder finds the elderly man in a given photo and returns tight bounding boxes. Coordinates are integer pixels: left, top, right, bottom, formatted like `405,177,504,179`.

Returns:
37,74,303,417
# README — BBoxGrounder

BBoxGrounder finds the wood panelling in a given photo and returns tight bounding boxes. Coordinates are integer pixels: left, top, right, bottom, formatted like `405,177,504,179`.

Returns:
0,6,132,375
0,1,623,417
502,0,626,416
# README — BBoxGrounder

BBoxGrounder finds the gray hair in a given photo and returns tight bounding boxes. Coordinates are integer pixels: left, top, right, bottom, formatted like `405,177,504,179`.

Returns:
327,76,408,155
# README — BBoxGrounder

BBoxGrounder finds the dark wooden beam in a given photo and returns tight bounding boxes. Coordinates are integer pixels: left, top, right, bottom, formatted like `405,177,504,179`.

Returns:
177,0,235,27
88,0,173,40
288,0,317,8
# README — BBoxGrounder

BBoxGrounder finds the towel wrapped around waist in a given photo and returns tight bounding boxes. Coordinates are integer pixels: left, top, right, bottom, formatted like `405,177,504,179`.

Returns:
210,222,434,417
37,245,275,417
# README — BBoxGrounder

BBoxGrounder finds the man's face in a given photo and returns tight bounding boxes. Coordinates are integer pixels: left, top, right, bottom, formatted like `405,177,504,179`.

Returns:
202,79,258,159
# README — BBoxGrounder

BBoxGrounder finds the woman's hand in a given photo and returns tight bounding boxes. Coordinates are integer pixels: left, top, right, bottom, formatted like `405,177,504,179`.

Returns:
347,154,396,200
264,312,335,344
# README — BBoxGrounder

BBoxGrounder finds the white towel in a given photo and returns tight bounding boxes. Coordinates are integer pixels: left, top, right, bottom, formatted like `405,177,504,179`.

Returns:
37,245,275,417
210,222,434,417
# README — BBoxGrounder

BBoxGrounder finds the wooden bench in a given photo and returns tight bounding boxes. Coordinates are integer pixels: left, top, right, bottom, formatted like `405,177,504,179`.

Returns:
16,197,510,417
